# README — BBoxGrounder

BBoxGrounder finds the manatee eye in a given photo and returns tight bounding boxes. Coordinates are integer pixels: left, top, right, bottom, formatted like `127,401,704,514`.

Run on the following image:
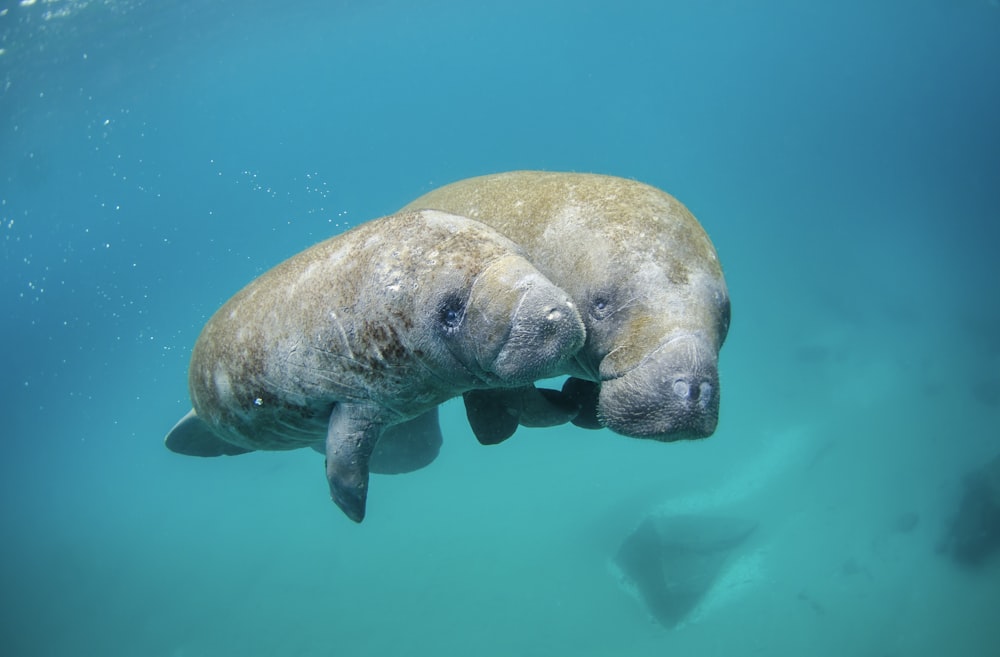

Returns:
438,295,466,334
590,296,612,320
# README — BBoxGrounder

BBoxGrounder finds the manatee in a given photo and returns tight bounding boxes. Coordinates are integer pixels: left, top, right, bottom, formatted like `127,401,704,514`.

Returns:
614,514,757,627
163,209,586,522
401,171,730,442
939,452,1000,566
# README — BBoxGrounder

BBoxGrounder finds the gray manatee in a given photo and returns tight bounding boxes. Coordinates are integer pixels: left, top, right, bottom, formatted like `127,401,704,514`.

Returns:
401,171,730,442
163,209,586,522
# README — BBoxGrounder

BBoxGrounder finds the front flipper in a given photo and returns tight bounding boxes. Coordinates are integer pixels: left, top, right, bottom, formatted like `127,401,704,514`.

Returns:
325,403,384,523
370,407,443,474
164,409,253,457
463,385,582,446
561,377,603,430
520,387,582,427
463,390,519,445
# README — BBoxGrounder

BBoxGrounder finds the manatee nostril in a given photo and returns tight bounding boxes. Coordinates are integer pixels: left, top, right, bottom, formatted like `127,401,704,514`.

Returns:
699,381,714,408
546,308,564,322
672,379,691,399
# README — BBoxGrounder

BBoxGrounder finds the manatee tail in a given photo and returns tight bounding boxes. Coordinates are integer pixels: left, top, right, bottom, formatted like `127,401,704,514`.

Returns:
164,409,254,457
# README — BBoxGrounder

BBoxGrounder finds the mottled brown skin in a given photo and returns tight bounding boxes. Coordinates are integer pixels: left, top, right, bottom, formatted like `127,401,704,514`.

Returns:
402,172,730,441
165,209,585,522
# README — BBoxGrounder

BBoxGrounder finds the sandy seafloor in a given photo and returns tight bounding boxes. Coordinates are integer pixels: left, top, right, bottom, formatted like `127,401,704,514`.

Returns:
2,1,999,655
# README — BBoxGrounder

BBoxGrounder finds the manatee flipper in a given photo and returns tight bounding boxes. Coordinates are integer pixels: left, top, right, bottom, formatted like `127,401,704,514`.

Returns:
562,377,603,430
325,403,383,523
164,409,254,457
463,390,519,445
520,387,582,426
463,385,582,445
370,408,443,474
319,408,442,473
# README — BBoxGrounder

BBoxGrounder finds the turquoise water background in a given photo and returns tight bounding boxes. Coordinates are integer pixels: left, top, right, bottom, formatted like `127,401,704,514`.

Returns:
2,1,999,655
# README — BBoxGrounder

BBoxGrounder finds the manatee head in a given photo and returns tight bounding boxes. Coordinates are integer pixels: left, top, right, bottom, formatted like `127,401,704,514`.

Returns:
591,274,730,440
394,211,586,392
537,179,730,441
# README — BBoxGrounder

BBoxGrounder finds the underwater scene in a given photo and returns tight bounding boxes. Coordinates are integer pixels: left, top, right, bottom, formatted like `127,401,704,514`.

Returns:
2,0,999,655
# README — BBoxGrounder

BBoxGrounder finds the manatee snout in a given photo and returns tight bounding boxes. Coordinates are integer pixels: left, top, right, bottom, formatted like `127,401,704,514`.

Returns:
598,335,720,440
492,286,585,383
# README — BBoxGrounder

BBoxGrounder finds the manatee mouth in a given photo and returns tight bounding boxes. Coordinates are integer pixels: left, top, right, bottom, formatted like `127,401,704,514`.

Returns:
596,335,720,441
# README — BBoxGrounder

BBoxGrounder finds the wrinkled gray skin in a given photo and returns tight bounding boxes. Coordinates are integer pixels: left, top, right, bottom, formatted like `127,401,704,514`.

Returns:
163,209,585,522
401,171,730,442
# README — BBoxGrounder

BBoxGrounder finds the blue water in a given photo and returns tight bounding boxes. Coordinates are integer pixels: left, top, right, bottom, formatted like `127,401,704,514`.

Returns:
2,0,999,654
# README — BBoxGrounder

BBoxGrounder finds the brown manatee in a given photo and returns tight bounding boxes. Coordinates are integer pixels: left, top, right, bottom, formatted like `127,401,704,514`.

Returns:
401,171,730,443
163,209,585,522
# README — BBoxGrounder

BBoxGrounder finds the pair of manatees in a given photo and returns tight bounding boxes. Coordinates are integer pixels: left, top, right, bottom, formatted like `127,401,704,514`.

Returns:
164,172,731,522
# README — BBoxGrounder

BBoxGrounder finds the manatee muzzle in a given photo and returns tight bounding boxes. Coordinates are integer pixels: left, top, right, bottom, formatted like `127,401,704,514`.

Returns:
597,334,720,440
491,287,585,384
